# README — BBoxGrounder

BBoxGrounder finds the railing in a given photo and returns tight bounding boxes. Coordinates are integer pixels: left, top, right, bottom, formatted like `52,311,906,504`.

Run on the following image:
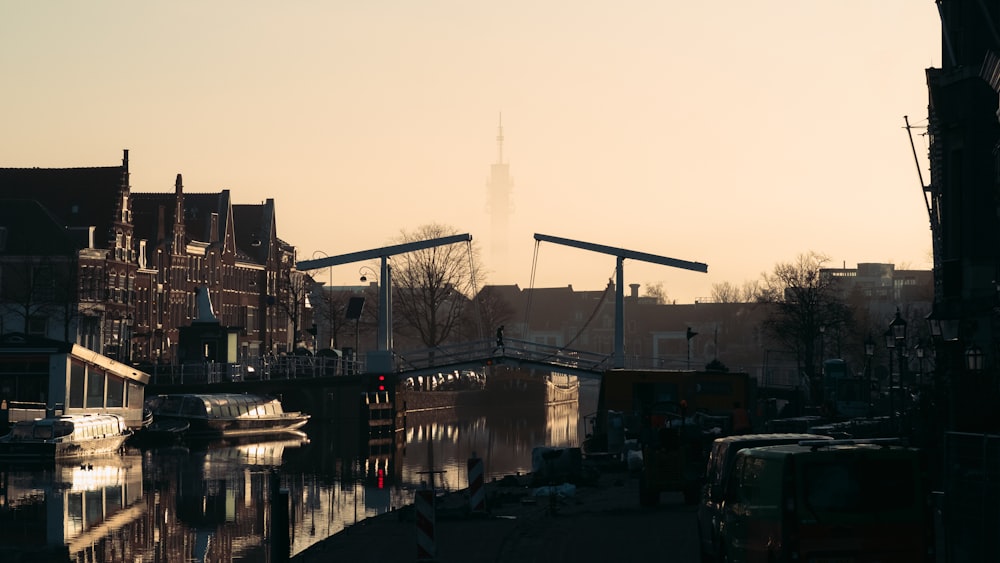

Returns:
394,338,615,374
144,338,793,385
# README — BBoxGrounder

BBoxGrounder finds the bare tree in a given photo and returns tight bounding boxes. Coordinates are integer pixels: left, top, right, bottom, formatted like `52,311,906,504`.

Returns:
463,285,515,342
711,281,742,303
391,223,482,349
642,282,669,304
756,251,853,405
308,277,355,350
711,280,762,303
276,263,312,351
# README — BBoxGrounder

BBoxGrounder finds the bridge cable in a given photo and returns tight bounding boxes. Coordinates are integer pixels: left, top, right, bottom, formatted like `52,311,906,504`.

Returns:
466,239,484,340
523,239,541,335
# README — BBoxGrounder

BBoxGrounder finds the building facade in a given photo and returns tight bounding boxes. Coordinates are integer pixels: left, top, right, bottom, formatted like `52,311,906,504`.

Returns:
0,151,307,367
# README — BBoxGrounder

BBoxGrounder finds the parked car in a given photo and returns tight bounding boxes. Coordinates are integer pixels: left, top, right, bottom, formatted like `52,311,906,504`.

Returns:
696,433,834,563
718,439,929,563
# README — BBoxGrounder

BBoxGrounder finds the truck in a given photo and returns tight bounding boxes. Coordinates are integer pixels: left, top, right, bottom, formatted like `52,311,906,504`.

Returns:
582,369,755,506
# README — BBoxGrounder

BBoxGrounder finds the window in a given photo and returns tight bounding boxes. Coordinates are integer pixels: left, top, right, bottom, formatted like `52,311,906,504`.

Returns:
86,369,105,408
106,374,125,407
69,361,85,408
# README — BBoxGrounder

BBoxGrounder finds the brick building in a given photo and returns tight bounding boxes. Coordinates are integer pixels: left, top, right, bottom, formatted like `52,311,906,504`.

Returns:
0,150,306,367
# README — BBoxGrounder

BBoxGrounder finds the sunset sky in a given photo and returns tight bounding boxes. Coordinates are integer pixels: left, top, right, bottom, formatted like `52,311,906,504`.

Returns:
2,2,941,303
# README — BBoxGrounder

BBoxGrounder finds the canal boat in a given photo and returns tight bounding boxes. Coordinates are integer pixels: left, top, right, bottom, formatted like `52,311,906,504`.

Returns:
145,393,310,439
0,413,132,460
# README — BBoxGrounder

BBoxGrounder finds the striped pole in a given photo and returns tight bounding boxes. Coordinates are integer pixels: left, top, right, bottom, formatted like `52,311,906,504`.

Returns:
467,454,485,514
415,488,436,561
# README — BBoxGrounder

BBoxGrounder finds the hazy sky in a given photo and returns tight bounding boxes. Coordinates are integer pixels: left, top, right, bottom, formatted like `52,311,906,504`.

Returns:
2,2,941,303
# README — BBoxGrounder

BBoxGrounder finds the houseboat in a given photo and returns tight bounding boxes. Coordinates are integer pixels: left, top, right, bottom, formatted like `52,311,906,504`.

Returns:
145,393,310,439
0,333,151,431
0,413,132,460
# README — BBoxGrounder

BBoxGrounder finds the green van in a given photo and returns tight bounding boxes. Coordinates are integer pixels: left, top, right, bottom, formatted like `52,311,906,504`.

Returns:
719,439,929,563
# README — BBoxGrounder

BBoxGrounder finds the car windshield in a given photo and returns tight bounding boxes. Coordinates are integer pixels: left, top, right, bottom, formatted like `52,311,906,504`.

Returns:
802,457,915,513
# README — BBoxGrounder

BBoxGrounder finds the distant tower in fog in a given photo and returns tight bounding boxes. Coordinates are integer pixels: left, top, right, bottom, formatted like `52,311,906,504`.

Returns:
486,114,514,279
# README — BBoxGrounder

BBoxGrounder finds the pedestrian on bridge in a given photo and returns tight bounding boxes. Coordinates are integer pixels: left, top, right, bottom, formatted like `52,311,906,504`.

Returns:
496,325,505,352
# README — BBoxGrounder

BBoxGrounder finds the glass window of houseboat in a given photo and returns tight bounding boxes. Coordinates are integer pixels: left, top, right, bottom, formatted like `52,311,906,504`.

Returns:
159,396,183,414
181,397,206,416
86,369,105,408
106,375,125,408
212,405,224,417
128,382,142,409
69,361,86,408
33,424,53,440
53,421,73,438
11,421,32,439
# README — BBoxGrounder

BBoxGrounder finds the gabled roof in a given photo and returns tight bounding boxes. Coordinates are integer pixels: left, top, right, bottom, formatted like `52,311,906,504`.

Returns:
232,202,273,264
0,164,126,250
132,189,239,258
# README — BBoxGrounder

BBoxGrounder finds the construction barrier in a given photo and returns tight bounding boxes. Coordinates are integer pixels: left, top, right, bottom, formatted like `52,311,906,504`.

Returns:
415,488,436,561
467,454,485,514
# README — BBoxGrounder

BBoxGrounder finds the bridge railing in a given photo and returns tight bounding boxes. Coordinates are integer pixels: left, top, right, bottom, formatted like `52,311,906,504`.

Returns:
394,338,616,374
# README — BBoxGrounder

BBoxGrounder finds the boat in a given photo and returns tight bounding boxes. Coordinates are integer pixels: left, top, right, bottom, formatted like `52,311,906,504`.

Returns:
0,413,132,460
145,393,310,439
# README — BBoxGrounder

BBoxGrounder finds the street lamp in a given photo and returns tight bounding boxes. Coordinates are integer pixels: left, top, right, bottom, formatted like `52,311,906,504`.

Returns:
915,343,925,388
358,265,379,357
884,327,895,417
888,308,908,420
312,250,333,350
686,327,698,370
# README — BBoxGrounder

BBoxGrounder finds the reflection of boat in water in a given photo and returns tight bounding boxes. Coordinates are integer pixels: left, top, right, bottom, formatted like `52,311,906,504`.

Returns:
145,393,310,439
191,433,311,468
0,413,132,460
0,453,144,560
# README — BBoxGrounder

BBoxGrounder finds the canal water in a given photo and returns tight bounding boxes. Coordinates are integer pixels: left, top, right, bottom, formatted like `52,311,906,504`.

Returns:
0,375,599,562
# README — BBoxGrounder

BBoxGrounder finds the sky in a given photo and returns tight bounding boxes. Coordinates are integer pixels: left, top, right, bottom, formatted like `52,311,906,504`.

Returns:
1,1,942,304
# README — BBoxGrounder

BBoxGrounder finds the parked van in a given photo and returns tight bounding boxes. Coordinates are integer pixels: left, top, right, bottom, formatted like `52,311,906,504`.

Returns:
719,439,929,563
696,433,834,563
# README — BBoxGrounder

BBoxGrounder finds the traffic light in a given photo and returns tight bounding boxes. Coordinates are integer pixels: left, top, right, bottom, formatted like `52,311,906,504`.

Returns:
376,374,386,392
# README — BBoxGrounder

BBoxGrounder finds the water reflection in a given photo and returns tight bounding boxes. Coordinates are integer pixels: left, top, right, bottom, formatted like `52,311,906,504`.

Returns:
0,453,144,562
0,375,597,562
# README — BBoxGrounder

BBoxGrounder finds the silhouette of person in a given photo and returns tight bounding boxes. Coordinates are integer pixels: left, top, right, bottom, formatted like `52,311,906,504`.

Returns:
496,325,505,350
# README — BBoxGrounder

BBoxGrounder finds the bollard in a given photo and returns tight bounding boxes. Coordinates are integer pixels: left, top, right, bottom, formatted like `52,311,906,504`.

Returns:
415,488,436,562
467,454,486,515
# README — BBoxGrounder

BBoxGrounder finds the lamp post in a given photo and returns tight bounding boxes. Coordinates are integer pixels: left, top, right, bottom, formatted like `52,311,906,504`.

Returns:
915,343,925,389
884,327,895,418
889,308,908,421
359,265,379,356
686,327,698,370
864,335,875,415
312,250,333,350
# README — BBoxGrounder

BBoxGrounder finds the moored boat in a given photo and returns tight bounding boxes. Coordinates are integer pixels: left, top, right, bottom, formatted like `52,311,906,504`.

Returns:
0,413,132,460
146,393,310,439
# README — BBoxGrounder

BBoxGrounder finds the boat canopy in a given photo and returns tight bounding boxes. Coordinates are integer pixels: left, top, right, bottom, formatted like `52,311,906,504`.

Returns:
153,394,286,419
9,414,127,441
